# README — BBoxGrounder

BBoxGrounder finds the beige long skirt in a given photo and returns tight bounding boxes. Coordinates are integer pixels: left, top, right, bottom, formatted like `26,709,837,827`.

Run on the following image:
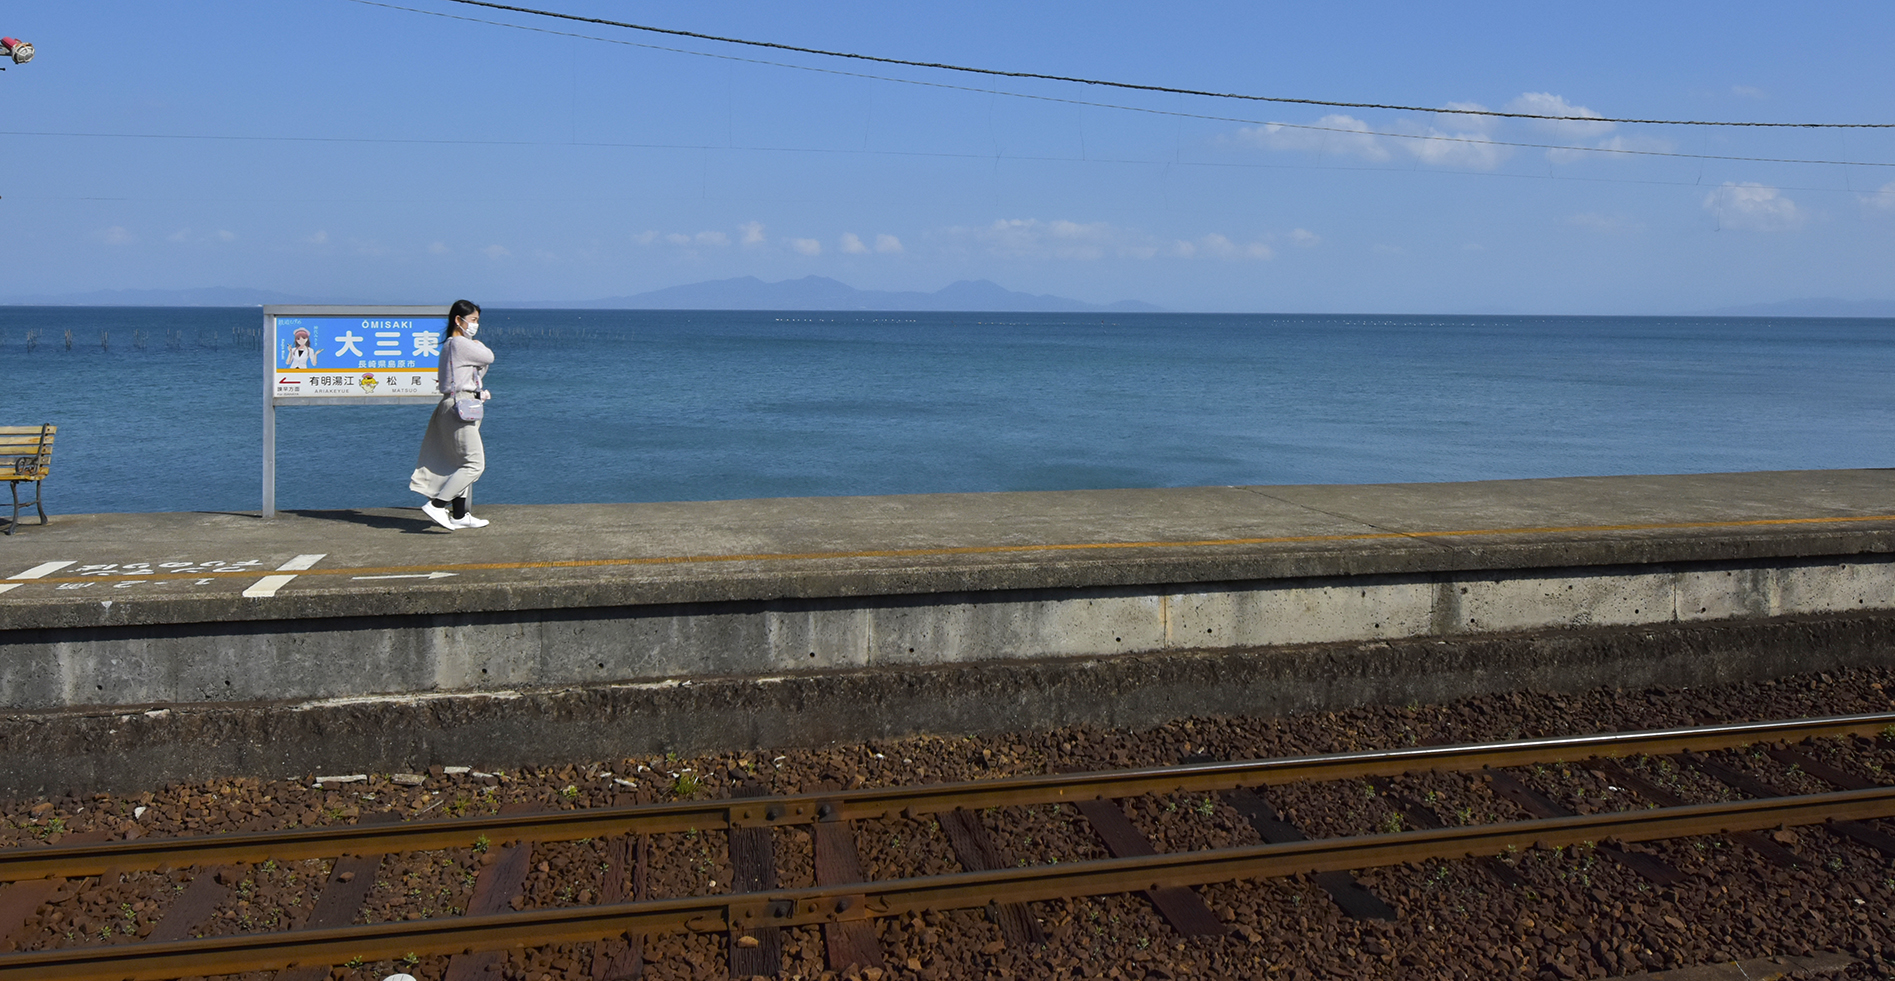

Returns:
409,396,485,501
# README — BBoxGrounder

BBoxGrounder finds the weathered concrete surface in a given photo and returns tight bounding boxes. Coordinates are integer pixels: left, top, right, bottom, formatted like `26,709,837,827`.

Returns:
4,470,1895,794
4,611,1891,798
3,469,1894,630
4,555,1894,710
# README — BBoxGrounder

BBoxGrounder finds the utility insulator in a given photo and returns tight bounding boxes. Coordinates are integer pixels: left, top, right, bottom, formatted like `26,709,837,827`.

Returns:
0,38,33,67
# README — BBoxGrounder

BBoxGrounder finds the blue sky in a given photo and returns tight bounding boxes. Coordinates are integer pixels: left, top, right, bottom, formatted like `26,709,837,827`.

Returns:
3,1,1893,312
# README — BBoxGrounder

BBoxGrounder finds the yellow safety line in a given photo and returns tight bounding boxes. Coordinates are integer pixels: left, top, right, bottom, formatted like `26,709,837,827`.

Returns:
17,511,1895,588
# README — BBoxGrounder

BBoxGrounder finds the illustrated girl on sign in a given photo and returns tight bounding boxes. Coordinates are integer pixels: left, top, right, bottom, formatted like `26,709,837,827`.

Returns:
288,327,317,368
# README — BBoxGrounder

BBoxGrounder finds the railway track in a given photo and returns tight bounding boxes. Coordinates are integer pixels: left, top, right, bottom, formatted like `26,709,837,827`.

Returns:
1,711,1892,981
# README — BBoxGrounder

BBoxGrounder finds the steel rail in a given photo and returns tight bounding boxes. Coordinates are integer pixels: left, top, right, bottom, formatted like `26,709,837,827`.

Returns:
3,711,1889,883
3,785,1892,981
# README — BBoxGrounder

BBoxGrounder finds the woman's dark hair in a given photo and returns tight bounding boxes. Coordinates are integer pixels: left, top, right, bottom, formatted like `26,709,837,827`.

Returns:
444,299,481,340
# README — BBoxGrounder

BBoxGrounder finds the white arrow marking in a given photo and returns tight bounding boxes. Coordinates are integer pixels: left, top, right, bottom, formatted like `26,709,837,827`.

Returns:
11,560,76,580
1,560,76,595
243,553,328,599
351,572,458,581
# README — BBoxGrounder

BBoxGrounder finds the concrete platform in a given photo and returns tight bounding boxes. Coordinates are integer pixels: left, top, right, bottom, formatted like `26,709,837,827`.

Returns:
4,470,1895,795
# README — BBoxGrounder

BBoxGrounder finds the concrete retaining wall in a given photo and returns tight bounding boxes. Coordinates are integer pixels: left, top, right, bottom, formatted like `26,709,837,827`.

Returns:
3,555,1891,711
7,471,1895,797
4,610,1891,798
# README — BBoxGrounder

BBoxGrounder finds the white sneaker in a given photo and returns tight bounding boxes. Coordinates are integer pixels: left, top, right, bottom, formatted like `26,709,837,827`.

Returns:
420,501,457,530
452,514,490,529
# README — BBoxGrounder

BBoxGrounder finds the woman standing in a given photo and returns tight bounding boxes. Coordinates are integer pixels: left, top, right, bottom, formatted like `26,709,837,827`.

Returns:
410,299,494,530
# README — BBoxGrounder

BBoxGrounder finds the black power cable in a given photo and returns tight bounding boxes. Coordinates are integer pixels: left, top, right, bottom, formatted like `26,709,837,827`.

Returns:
439,0,1892,129
340,0,1895,168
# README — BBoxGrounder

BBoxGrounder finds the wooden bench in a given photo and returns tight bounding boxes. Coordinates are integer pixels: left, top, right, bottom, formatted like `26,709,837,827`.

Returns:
1,424,55,534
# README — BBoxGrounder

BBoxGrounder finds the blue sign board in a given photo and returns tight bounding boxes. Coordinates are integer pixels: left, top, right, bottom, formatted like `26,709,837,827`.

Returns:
271,314,448,400
262,305,449,516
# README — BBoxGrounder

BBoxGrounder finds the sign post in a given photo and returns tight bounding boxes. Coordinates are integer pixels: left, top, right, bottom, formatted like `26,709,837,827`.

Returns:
262,305,450,518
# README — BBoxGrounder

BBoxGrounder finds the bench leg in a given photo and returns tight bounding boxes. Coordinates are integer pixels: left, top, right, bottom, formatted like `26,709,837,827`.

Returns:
33,478,45,525
6,480,17,535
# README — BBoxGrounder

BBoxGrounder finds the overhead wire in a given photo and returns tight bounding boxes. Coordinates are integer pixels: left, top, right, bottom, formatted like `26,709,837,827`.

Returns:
430,0,1892,129
337,0,1895,170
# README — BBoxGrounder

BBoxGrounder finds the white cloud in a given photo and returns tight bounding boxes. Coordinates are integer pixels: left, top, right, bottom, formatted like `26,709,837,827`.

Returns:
1237,110,1508,170
840,233,869,254
1704,182,1802,231
429,241,451,255
1591,134,1670,156
974,218,1131,260
1236,114,1390,162
1288,228,1320,248
101,226,134,245
1405,127,1508,169
1506,92,1615,137
305,230,328,246
1544,132,1672,165
739,221,766,246
634,229,732,250
163,228,237,245
1172,233,1272,261
1493,92,1668,165
874,233,904,254
481,244,511,259
1432,101,1499,134
1732,85,1767,99
790,237,822,256
1860,182,1895,212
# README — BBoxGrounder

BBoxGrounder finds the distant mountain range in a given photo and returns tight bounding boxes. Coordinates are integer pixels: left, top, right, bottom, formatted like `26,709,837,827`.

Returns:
545,276,1164,312
0,286,332,306
10,283,1895,317
0,278,1163,313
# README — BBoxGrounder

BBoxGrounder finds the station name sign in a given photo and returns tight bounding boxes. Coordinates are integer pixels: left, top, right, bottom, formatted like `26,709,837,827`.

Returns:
270,312,449,401
261,305,451,516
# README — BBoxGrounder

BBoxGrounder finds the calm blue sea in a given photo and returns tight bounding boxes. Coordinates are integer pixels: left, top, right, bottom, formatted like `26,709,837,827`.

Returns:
4,307,1893,515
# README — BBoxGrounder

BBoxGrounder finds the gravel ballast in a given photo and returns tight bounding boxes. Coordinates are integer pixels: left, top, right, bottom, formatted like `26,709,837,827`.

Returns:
3,667,1894,981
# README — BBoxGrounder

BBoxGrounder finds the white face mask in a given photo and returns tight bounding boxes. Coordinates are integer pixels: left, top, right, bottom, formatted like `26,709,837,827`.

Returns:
460,320,479,338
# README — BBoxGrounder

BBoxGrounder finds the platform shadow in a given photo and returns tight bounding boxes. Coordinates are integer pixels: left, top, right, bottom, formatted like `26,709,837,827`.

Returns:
276,509,441,533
